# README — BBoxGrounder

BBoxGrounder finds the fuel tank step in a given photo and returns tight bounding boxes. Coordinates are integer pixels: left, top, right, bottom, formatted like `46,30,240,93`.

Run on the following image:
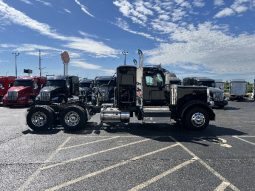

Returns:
142,106,171,117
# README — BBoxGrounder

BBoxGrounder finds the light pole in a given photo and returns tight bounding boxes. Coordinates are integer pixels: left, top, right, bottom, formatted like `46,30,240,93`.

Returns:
39,49,42,77
122,51,128,65
12,52,20,77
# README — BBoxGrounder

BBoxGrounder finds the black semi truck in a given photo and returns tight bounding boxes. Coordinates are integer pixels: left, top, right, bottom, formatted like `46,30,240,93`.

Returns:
35,75,79,104
26,51,215,132
79,78,93,103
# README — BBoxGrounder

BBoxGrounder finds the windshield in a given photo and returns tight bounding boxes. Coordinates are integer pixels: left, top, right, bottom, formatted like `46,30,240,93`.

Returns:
95,80,111,87
46,80,66,87
14,80,33,87
198,81,215,87
80,82,91,88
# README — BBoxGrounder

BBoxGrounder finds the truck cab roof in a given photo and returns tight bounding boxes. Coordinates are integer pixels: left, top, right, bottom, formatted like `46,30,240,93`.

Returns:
95,76,114,81
80,79,93,83
230,79,246,83
184,77,215,82
47,75,69,80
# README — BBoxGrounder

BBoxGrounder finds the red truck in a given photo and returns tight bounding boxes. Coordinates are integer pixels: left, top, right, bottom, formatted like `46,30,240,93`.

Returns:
3,76,46,106
0,76,16,103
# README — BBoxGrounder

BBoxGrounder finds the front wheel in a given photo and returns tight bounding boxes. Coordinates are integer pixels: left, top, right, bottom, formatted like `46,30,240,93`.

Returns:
183,107,209,130
60,105,87,131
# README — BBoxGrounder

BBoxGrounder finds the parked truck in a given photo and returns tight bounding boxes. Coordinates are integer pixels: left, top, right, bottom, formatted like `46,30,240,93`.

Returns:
26,50,215,132
229,80,247,101
92,76,116,106
183,77,228,108
0,76,16,103
215,80,224,90
35,75,79,104
79,78,93,103
3,76,46,106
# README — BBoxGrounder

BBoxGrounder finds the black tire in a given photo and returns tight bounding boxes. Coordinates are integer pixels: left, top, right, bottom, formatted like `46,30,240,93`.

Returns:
60,105,87,131
183,106,209,130
26,105,54,131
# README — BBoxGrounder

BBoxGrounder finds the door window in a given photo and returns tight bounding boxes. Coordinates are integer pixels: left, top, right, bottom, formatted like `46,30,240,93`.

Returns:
145,73,163,86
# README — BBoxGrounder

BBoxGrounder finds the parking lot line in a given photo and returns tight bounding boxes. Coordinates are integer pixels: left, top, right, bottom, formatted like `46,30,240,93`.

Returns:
129,157,198,191
41,138,153,170
233,136,255,146
18,137,71,191
45,143,179,191
214,181,230,191
169,136,240,191
60,136,120,150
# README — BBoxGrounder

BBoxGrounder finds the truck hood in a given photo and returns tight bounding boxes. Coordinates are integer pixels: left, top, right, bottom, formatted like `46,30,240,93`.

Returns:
8,86,32,93
40,86,65,94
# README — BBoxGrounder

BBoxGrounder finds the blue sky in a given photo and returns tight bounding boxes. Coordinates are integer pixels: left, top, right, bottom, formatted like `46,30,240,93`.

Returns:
0,0,254,81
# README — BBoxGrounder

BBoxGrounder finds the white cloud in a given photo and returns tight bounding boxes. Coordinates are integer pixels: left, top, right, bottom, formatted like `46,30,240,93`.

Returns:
64,38,118,58
214,0,224,6
193,0,205,7
0,1,118,57
214,8,235,18
71,60,115,75
20,0,32,5
214,0,250,18
146,23,255,76
74,0,94,18
71,60,101,70
113,0,153,26
35,0,52,7
14,44,61,52
64,8,71,14
114,18,164,42
0,43,62,56
171,8,186,22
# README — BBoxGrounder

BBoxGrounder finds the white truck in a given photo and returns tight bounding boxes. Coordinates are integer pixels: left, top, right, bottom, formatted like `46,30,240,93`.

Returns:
215,80,224,91
229,80,247,101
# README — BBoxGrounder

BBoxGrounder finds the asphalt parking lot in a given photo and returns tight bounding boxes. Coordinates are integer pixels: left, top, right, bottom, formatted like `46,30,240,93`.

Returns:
0,101,255,191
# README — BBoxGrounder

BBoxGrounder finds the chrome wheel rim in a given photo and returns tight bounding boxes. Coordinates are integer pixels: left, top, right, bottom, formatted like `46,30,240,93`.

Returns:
64,111,80,127
31,111,47,127
191,112,205,127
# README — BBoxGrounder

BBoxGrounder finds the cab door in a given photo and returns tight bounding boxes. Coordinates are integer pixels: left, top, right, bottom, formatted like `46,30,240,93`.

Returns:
142,71,166,106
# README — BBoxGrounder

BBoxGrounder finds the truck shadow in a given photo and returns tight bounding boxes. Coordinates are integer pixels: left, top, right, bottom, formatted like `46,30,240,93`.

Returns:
223,106,240,110
64,123,246,147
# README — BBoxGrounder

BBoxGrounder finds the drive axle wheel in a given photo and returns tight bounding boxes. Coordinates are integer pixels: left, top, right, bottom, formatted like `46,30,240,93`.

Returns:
60,105,87,131
26,105,54,131
183,106,209,130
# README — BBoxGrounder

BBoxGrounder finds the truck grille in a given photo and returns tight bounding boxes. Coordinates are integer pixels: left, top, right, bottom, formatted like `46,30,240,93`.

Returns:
213,92,224,101
40,92,51,101
8,91,18,100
